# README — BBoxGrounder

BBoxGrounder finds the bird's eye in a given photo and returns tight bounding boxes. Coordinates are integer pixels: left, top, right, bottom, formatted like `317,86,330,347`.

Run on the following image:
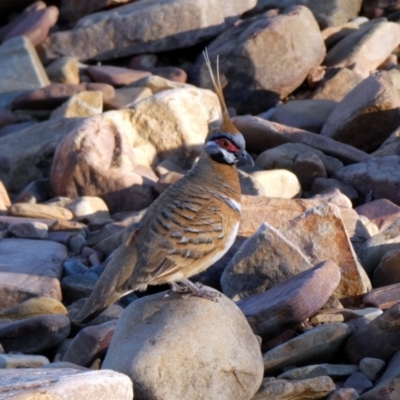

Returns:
220,139,230,148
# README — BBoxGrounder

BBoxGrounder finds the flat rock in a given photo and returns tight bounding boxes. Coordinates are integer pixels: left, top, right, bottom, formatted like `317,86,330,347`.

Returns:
253,376,336,400
237,261,341,340
356,199,400,232
102,288,263,400
335,155,400,209
263,323,354,375
86,66,151,87
221,222,313,300
0,36,50,92
363,283,400,310
8,203,73,220
106,86,153,110
0,314,70,353
39,0,256,62
233,116,370,165
278,364,358,380
324,21,400,78
321,72,400,153
327,388,360,400
191,6,325,114
0,354,49,369
346,303,400,364
0,238,67,308
0,368,133,400
46,56,80,85
63,321,117,367
280,203,371,306
344,372,373,394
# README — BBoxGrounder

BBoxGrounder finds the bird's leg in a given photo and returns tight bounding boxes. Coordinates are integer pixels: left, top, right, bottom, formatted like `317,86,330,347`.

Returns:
170,279,220,301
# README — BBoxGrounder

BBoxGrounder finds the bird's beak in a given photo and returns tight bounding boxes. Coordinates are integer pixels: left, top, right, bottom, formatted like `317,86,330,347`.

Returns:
238,149,254,166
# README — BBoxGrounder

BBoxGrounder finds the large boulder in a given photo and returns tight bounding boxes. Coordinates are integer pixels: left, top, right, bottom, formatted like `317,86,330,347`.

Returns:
102,288,263,400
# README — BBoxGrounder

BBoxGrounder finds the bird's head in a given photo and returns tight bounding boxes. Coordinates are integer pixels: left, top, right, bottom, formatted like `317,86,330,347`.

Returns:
203,50,253,166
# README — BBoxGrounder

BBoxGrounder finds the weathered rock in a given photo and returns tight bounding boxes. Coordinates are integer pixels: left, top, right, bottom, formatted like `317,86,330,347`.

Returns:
373,249,400,287
148,66,187,83
61,275,96,304
0,238,67,308
344,372,373,394
278,363,359,380
191,6,325,114
310,178,358,203
363,283,400,310
0,109,17,129
0,314,70,353
334,156,400,207
12,83,114,110
263,323,354,375
359,217,400,275
270,99,337,133
50,91,103,119
106,87,153,110
237,261,341,340
233,116,370,165
372,124,400,157
359,358,386,381
0,36,50,92
324,21,400,78
51,88,219,213
0,368,133,399
311,67,364,102
253,376,336,400
2,5,59,46
0,354,49,369
39,0,256,62
321,72,400,153
13,178,52,204
7,220,48,239
8,203,73,220
356,199,400,232
86,66,151,87
327,388,360,400
46,56,80,85
128,54,158,70
346,303,400,363
221,222,313,300
64,196,110,222
0,118,82,195
102,288,263,400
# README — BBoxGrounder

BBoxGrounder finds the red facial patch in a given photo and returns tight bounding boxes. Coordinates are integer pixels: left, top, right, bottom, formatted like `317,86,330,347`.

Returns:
215,138,239,153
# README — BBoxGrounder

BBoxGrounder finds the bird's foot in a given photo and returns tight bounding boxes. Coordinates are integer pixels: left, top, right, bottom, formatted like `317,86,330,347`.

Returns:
169,280,220,302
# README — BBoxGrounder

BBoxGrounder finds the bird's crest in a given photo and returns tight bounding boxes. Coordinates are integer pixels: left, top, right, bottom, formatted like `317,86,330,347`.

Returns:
203,49,239,135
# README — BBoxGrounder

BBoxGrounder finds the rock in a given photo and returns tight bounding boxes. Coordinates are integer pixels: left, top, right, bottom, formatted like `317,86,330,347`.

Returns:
253,376,336,400
324,21,400,78
237,261,341,340
363,283,400,310
233,116,370,165
102,288,263,400
250,0,362,28
64,196,110,222
13,178,52,204
221,222,313,300
63,321,117,367
372,125,400,157
356,199,400,232
322,22,361,49
263,323,354,375
0,181,11,211
373,249,400,287
359,218,400,275
8,203,73,220
280,203,371,306
39,0,256,62
0,121,36,138
50,90,103,119
12,83,114,110
270,99,337,133
0,109,17,129
106,87,153,110
129,74,193,94
61,275,96,304
346,303,400,364
191,6,325,114
321,72,400,153
277,363,359,380
2,5,59,46
359,358,386,381
344,372,373,394
0,36,50,92
334,156,400,207
0,314,70,353
86,66,151,87
7,220,48,239
310,178,358,203
327,388,360,400
0,118,82,195
148,66,187,83
0,354,49,369
0,297,67,320
0,368,133,399
51,88,219,213
128,54,157,70
0,238,67,308
46,56,80,85
0,215,56,230
311,67,364,102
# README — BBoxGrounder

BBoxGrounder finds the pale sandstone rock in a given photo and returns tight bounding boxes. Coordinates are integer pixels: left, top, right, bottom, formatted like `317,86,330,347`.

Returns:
128,74,193,94
191,6,325,114
64,196,110,222
0,181,11,211
327,388,360,400
7,220,48,239
0,354,49,369
39,0,257,62
46,56,80,85
106,87,153,110
278,363,359,380
8,203,73,220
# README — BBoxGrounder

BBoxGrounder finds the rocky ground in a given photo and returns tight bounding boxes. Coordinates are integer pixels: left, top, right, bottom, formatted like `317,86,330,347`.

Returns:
1,0,400,399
